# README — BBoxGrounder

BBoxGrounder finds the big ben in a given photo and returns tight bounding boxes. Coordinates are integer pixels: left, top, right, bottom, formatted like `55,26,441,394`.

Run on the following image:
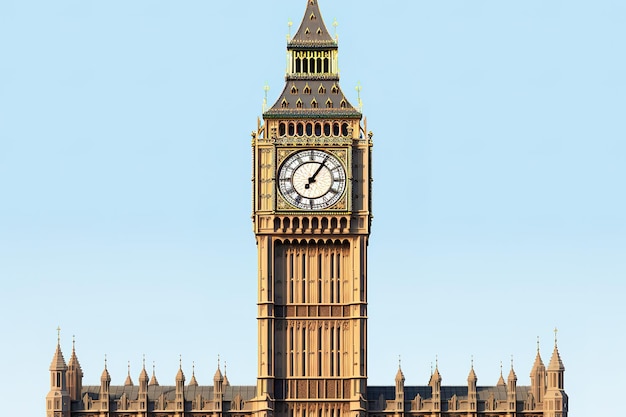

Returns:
251,1,372,417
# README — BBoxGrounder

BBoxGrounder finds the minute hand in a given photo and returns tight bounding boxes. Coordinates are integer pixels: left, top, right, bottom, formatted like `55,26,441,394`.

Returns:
305,156,329,189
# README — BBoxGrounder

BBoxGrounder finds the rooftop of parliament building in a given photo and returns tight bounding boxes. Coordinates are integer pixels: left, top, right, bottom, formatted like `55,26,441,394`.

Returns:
46,1,568,416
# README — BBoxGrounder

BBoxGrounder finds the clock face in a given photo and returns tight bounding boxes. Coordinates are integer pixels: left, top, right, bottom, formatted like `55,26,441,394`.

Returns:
278,149,347,210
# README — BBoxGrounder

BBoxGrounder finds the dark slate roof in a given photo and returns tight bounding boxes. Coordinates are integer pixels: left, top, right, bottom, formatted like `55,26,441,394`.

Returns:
82,385,256,402
264,80,361,119
289,0,336,48
367,385,532,402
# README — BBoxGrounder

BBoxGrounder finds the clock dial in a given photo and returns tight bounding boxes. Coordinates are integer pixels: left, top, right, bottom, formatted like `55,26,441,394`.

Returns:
278,149,346,210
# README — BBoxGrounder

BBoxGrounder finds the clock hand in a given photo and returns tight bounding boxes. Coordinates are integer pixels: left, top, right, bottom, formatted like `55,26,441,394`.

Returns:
305,156,329,189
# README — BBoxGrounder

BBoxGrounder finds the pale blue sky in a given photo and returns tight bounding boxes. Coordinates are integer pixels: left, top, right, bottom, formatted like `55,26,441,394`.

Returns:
1,1,624,416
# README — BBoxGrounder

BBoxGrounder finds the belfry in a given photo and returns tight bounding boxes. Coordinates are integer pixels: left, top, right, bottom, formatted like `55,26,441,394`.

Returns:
46,2,568,417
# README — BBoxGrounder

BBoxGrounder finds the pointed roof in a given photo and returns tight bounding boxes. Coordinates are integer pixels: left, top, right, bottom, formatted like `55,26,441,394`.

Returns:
125,362,134,386
496,362,506,386
531,338,546,376
289,0,335,47
508,365,517,382
214,364,223,382
176,360,185,382
395,365,405,382
149,362,159,386
100,357,111,382
189,362,198,386
139,357,149,383
467,361,477,382
50,343,68,371
223,361,230,386
548,344,565,371
67,343,83,378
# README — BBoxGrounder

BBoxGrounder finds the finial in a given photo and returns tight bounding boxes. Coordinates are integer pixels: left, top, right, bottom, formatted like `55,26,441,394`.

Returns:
435,355,439,369
554,327,558,347
127,361,131,375
333,18,338,41
142,354,146,369
56,326,61,345
192,361,196,376
500,361,503,376
152,361,156,375
179,354,182,369
263,83,270,112
218,354,221,369
287,19,293,40
398,355,401,369
104,354,108,370
72,335,76,352
537,336,540,352
224,361,227,375
355,82,363,111
471,355,474,369
511,355,514,369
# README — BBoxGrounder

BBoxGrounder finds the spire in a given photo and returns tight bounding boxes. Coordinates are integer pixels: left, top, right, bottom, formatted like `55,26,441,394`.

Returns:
139,355,149,383
50,327,68,371
214,355,224,382
189,361,198,386
429,357,442,385
264,0,361,119
223,361,230,386
149,361,159,386
497,361,506,386
289,0,335,46
67,335,82,373
176,355,185,382
548,328,565,371
100,355,111,382
467,357,477,382
395,360,405,382
508,356,517,382
124,361,134,386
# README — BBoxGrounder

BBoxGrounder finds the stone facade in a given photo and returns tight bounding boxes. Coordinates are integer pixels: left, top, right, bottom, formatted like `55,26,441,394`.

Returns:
46,2,568,417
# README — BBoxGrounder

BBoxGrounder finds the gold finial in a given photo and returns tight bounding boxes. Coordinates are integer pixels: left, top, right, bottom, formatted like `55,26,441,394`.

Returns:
355,82,363,111
554,327,558,346
287,19,293,41
333,18,338,41
263,83,270,112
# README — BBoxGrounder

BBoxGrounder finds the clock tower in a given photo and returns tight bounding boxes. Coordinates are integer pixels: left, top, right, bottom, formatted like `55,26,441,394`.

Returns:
251,2,372,417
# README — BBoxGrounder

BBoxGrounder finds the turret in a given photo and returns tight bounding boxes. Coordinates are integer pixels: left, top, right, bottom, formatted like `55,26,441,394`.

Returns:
46,329,70,417
394,360,405,414
544,330,568,417
66,336,83,402
214,358,224,411
507,358,518,415
175,357,185,413
530,337,546,405
138,356,149,413
99,356,111,412
467,359,477,414
428,360,441,413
